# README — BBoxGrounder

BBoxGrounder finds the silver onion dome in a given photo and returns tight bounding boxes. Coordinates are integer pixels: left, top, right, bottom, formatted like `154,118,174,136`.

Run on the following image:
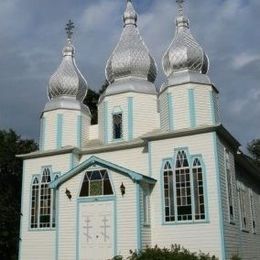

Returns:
48,21,88,102
105,0,157,84
162,0,209,79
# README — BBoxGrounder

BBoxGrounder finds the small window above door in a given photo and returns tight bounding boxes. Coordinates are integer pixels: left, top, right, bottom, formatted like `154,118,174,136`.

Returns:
80,169,113,197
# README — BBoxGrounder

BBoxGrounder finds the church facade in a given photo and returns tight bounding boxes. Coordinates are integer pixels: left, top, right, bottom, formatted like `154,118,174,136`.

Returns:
18,1,260,260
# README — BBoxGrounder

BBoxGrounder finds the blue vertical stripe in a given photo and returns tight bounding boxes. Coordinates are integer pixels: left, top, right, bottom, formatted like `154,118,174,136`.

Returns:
136,183,142,250
55,189,60,260
77,115,83,148
18,161,26,260
188,89,196,128
209,91,216,125
103,101,108,144
128,97,134,141
212,132,226,260
56,114,63,149
39,117,46,151
167,93,174,130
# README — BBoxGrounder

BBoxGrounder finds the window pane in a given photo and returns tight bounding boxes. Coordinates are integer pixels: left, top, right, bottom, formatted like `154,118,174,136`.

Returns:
90,181,102,196
113,113,123,139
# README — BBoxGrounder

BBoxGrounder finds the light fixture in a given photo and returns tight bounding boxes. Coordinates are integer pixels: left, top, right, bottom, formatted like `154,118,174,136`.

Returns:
120,182,125,196
65,188,72,200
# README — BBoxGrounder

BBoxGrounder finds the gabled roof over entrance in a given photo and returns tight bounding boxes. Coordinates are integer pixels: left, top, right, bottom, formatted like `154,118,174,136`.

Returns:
49,155,156,189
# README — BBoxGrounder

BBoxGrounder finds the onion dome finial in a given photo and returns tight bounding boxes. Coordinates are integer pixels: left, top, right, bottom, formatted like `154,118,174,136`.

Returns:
48,20,88,102
105,0,157,84
162,0,209,79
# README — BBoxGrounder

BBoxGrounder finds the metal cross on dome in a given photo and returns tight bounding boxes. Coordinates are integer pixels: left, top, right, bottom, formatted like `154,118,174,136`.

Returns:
65,19,75,40
176,0,185,16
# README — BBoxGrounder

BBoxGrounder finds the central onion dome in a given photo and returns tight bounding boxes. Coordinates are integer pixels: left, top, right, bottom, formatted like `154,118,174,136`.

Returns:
48,22,88,102
162,0,209,85
105,0,157,84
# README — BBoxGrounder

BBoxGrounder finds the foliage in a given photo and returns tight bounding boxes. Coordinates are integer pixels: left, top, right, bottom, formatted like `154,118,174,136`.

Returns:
83,80,109,125
113,245,218,260
230,255,241,260
0,129,37,260
247,139,260,168
84,88,100,125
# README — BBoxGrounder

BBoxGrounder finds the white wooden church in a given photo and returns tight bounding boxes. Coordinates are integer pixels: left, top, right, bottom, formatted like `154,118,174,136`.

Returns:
18,0,260,259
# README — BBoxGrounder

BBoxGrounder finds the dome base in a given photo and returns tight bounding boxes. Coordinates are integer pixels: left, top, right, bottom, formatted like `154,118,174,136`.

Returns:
43,96,91,116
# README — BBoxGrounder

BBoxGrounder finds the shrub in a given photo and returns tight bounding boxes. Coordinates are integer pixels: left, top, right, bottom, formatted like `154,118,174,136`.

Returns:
230,255,241,260
112,245,218,260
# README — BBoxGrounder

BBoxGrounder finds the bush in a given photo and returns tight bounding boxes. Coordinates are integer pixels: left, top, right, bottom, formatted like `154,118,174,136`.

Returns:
231,255,241,260
113,245,218,260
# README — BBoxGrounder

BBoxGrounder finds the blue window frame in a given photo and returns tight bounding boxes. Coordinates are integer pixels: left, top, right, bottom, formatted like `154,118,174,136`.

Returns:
30,167,57,229
162,149,206,223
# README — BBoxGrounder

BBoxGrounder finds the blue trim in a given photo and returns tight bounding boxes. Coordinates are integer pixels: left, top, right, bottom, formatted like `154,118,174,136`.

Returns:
76,196,116,259
167,93,174,130
212,132,226,260
104,101,108,144
18,161,26,260
160,158,174,225
209,91,216,125
188,89,196,128
128,97,133,141
55,189,60,260
136,183,141,251
161,149,210,225
148,142,152,177
39,117,46,151
191,155,210,222
77,115,83,148
50,156,157,189
56,114,63,149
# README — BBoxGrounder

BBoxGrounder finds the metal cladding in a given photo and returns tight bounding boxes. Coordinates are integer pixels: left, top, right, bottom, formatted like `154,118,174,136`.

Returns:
105,0,157,84
162,0,209,79
48,38,88,102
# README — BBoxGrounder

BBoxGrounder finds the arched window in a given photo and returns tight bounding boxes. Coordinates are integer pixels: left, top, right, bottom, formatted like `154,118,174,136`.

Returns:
80,169,113,197
40,168,52,228
192,158,205,220
30,167,56,229
162,149,207,223
30,177,39,228
163,161,175,222
175,151,192,221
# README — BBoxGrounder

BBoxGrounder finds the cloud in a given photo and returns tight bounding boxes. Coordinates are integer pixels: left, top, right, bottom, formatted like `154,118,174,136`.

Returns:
0,0,260,149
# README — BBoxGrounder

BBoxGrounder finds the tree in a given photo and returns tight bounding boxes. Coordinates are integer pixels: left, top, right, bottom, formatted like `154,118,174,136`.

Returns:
0,129,37,260
247,139,260,167
83,80,109,125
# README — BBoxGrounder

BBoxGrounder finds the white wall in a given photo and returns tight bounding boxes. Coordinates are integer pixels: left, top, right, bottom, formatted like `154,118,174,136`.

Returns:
149,132,223,258
19,153,72,260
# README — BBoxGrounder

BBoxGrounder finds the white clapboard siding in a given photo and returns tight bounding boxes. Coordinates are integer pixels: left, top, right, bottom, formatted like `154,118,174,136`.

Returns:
217,137,260,260
19,154,72,260
159,91,170,130
99,92,159,143
149,132,222,258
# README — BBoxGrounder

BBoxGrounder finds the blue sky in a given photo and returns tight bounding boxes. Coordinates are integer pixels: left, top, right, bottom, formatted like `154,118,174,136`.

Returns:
0,0,259,150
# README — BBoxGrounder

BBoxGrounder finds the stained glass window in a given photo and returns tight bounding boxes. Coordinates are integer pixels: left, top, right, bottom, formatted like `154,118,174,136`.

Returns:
163,150,206,223
30,168,56,229
80,169,113,197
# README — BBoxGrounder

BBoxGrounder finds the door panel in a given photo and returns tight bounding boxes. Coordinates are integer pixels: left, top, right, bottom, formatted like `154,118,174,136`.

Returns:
79,201,114,260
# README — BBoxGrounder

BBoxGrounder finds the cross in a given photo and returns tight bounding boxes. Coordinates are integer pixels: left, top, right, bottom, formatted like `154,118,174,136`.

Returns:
176,0,184,16
65,19,75,40
100,215,110,242
83,216,93,243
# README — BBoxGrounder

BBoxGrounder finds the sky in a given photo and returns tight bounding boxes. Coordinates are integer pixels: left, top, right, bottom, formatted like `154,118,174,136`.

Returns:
0,0,259,150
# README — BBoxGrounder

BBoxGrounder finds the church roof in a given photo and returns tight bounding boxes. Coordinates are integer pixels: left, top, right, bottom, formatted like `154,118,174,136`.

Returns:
49,155,157,189
104,0,157,97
